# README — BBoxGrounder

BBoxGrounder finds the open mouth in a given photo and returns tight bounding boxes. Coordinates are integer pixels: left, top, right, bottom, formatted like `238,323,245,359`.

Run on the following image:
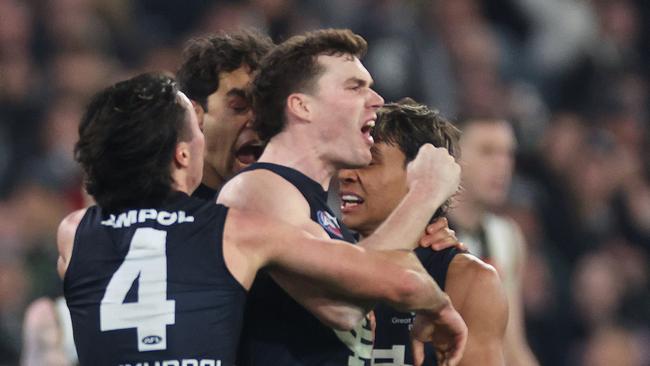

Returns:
361,120,375,145
235,142,265,165
361,120,375,135
340,193,365,210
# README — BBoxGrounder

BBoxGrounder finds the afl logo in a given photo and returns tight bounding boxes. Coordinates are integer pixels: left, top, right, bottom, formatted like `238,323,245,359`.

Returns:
316,210,343,238
142,335,162,345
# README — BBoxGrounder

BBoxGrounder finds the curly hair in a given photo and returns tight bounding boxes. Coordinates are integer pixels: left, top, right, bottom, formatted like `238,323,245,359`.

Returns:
177,30,273,111
252,28,367,141
373,97,461,218
74,73,190,212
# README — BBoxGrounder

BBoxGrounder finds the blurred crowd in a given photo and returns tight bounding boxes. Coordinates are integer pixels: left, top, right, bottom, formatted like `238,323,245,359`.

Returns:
0,0,649,365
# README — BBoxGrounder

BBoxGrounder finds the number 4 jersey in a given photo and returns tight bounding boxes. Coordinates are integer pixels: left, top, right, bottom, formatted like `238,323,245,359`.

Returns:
64,192,245,366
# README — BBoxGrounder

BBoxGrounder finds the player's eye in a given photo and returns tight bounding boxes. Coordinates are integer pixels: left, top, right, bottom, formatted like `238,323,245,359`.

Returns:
229,99,249,113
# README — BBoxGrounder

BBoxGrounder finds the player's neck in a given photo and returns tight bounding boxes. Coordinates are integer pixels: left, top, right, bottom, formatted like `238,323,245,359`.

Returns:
355,228,373,241
259,131,335,190
171,174,192,195
201,164,225,192
449,195,486,232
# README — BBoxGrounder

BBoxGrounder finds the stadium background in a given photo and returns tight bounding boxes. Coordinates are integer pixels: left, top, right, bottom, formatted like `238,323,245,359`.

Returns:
0,0,649,364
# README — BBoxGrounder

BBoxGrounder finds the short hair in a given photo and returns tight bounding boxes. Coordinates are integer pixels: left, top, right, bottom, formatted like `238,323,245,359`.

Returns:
74,73,190,212
373,97,461,218
177,30,273,112
253,28,368,141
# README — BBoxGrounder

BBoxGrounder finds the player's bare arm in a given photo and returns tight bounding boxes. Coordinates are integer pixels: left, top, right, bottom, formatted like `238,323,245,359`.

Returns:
218,144,461,329
224,208,453,314
360,144,460,251
219,169,369,329
57,208,88,279
445,254,508,366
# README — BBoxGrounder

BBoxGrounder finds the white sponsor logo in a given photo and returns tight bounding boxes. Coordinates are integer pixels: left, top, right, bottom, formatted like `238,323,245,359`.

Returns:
119,359,221,366
101,209,194,228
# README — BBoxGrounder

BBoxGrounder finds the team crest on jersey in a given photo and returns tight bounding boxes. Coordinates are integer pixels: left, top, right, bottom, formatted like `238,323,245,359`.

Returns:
317,210,343,238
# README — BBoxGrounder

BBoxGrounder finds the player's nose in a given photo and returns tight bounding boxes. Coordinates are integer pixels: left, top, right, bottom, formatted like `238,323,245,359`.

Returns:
338,169,358,184
368,89,384,110
244,110,255,128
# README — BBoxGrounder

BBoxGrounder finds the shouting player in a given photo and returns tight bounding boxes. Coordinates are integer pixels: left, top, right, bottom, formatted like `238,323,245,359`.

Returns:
59,73,466,366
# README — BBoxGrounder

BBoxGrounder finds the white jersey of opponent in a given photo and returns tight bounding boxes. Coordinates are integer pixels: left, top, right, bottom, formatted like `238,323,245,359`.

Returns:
456,213,525,294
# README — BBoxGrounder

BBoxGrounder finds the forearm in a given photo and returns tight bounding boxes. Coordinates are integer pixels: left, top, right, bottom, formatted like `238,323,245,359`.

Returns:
383,252,450,314
269,270,371,330
359,186,448,251
268,238,449,318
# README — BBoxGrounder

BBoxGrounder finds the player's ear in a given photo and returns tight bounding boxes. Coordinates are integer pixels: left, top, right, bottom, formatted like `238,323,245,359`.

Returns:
174,141,190,168
286,93,311,122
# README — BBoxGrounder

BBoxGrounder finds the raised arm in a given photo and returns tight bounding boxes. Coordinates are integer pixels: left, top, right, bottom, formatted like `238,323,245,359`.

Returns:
360,144,461,251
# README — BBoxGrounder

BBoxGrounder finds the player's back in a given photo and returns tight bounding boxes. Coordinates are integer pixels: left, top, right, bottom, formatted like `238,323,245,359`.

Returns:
64,192,245,366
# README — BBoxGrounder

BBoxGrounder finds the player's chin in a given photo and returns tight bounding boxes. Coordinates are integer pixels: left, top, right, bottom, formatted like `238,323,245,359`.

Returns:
352,149,372,167
339,215,357,229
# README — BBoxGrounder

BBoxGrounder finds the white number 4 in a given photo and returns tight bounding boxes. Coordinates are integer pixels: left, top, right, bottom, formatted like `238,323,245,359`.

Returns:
100,228,175,351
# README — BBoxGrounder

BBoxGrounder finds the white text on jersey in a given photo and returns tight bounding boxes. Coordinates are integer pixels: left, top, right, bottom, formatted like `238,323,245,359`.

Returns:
101,209,195,228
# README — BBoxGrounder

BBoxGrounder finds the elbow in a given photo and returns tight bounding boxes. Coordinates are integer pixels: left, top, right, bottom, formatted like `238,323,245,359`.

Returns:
390,270,434,312
317,307,365,331
329,312,364,331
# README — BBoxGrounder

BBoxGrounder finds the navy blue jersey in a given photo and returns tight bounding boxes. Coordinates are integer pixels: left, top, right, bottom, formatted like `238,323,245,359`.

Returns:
191,183,219,201
64,192,246,366
235,162,372,366
372,247,462,366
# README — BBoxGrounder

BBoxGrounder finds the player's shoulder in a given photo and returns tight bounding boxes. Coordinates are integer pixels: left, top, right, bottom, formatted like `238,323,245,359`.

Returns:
222,207,310,265
58,208,89,244
57,208,89,273
224,207,303,239
447,253,502,299
447,253,508,335
221,169,301,201
223,208,264,238
450,253,497,276
219,169,310,221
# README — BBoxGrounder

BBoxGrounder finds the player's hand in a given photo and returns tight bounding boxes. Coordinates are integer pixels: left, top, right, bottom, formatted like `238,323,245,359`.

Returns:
411,301,467,366
419,218,466,251
406,144,460,202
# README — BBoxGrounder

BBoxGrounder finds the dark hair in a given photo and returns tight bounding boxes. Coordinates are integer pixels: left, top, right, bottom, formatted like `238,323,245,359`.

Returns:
253,28,368,141
74,73,190,212
177,30,273,111
373,97,461,218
